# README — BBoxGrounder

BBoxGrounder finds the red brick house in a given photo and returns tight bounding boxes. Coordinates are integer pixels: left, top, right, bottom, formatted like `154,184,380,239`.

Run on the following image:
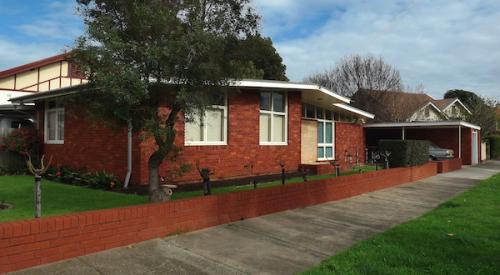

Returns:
9,69,374,186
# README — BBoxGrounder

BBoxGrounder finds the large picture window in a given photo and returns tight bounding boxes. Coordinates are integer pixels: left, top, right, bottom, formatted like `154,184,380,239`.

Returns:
45,100,64,144
185,94,227,145
260,91,287,145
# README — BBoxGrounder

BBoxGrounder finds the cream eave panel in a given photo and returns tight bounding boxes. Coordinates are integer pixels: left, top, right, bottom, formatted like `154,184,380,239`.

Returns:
60,78,71,88
61,61,69,77
39,82,50,92
39,62,62,82
0,76,15,89
49,79,60,90
15,70,38,90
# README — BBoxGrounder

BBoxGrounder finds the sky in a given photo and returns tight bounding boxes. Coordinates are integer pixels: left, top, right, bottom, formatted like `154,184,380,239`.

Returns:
0,0,499,99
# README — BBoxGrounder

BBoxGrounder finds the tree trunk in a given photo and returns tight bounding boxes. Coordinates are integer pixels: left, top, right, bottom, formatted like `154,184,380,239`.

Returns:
148,150,170,202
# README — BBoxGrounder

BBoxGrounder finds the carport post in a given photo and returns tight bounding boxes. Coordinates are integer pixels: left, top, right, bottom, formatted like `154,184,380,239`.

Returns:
458,126,462,159
401,127,405,140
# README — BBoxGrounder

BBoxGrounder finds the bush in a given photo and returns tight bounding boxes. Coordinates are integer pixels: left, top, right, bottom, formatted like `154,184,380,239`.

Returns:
44,166,121,190
490,135,500,159
0,128,37,156
378,139,430,167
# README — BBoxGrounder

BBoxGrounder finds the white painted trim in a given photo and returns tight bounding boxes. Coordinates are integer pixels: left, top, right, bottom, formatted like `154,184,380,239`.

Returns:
364,121,481,130
410,102,447,121
185,141,227,146
259,142,288,146
442,98,472,115
234,79,350,104
332,103,375,119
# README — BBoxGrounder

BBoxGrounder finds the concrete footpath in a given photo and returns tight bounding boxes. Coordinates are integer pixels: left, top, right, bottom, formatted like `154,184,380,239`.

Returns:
13,161,500,275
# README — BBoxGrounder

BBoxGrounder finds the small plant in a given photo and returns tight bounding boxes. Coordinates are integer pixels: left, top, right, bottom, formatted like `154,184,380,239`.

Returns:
0,128,37,156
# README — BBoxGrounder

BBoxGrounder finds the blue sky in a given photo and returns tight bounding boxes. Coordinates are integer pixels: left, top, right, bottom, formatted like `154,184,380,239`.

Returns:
1,0,499,99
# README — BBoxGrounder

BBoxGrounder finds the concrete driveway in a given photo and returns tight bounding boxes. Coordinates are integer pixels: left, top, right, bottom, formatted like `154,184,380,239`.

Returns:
13,161,500,275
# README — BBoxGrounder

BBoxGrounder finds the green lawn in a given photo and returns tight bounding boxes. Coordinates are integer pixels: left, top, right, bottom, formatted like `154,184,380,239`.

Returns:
303,173,500,275
0,165,375,222
0,176,148,222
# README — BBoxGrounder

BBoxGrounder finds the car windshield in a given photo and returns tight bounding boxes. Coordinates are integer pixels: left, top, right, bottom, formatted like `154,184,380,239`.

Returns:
429,142,440,149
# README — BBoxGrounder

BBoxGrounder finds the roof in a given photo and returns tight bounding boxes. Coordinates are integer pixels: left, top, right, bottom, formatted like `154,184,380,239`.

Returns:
10,79,375,119
432,98,456,110
351,89,436,122
364,121,481,130
0,53,68,79
234,79,350,104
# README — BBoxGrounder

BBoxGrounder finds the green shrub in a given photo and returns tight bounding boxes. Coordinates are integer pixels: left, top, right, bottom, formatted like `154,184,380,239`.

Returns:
490,135,500,159
378,139,430,167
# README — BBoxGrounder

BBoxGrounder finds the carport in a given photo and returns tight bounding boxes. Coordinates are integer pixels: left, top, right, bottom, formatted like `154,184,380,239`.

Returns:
364,121,481,165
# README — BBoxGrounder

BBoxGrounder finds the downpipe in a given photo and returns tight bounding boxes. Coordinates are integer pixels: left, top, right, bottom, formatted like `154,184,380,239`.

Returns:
123,120,132,189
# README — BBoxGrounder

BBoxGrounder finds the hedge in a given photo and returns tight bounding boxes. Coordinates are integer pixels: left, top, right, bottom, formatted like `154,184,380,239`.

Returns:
378,139,430,167
490,135,500,159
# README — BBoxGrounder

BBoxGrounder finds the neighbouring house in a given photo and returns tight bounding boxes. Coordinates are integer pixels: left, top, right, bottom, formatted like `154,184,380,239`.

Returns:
351,89,471,122
0,54,87,138
8,55,375,186
350,89,481,165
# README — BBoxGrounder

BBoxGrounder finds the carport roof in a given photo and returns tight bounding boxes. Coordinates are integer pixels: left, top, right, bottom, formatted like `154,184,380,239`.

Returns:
364,121,480,130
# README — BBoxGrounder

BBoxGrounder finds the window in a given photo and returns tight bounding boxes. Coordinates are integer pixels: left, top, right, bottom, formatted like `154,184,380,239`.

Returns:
45,100,64,144
451,105,457,116
260,91,287,145
424,107,430,117
185,94,227,145
317,116,335,161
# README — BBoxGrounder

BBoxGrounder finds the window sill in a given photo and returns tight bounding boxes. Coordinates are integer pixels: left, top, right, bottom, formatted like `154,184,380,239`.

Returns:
45,140,64,145
260,142,288,146
184,142,227,147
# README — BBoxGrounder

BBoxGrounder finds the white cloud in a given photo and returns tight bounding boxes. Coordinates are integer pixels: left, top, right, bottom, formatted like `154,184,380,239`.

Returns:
16,1,81,41
254,0,500,99
0,38,65,69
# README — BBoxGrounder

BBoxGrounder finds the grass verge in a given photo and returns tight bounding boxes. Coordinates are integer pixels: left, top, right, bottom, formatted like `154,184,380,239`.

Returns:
303,173,500,274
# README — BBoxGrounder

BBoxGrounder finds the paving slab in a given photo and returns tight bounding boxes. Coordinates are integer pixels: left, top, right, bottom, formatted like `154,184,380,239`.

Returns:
12,161,500,275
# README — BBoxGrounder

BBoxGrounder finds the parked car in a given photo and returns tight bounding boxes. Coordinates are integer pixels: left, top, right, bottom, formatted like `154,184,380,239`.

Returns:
429,142,454,160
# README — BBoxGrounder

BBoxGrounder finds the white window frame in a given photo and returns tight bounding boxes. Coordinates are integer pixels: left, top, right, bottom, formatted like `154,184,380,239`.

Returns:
44,101,64,144
184,94,228,146
260,91,288,146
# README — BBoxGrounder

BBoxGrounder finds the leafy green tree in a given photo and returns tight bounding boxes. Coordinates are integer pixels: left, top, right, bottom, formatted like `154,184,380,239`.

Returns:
72,0,260,202
226,35,288,80
445,90,497,138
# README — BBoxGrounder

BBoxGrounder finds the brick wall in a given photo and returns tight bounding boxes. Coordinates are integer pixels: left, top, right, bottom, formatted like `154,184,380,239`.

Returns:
335,122,366,168
434,158,462,173
37,89,302,186
0,162,438,273
36,104,143,184
137,90,303,184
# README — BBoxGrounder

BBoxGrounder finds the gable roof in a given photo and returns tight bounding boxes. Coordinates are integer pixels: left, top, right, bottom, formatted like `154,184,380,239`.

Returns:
432,98,456,110
350,89,437,122
0,53,68,79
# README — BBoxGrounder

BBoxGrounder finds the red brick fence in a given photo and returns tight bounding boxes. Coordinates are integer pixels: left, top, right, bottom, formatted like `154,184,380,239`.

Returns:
434,158,462,173
1,162,439,273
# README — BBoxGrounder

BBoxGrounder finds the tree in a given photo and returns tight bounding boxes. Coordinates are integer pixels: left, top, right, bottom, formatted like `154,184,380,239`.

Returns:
305,54,403,97
72,0,260,202
226,35,288,80
445,90,497,138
